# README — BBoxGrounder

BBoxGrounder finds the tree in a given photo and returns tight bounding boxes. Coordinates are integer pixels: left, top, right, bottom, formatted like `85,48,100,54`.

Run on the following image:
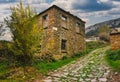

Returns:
5,1,42,66
98,25,110,42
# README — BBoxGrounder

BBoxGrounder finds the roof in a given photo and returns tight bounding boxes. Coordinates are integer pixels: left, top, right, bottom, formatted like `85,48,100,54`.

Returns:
37,5,85,23
110,27,120,35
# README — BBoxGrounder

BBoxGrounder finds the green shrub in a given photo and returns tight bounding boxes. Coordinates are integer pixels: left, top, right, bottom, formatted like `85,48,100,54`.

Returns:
106,49,120,61
74,52,83,57
37,54,56,63
61,56,68,60
85,49,91,54
0,61,9,78
86,41,108,51
32,57,76,74
106,49,120,72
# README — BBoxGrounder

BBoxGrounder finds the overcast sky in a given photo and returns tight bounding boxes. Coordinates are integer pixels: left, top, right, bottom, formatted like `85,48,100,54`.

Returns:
0,0,120,27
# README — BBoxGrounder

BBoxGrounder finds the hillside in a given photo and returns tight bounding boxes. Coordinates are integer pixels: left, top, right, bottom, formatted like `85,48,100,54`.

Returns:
86,18,120,37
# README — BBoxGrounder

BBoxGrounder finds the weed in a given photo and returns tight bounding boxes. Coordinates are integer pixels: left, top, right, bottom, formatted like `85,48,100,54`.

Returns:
106,49,120,72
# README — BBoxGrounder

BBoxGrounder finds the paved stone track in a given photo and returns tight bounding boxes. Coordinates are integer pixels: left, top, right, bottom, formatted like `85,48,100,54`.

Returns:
43,47,111,82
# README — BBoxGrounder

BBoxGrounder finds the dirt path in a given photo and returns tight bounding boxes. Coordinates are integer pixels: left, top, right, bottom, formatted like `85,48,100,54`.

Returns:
41,47,112,82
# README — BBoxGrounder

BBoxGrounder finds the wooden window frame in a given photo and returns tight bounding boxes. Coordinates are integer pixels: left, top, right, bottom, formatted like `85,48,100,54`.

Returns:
61,15,67,21
43,14,48,20
76,22,80,33
61,39,67,52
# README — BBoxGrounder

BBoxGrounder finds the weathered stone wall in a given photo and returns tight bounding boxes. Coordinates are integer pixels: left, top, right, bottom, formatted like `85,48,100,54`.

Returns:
38,7,85,59
110,33,120,50
38,8,57,57
53,8,86,57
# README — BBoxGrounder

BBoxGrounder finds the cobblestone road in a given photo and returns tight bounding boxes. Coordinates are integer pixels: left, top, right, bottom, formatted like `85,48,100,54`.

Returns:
43,47,111,82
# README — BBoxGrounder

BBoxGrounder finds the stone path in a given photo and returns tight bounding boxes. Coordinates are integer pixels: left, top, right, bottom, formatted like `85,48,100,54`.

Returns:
43,47,111,82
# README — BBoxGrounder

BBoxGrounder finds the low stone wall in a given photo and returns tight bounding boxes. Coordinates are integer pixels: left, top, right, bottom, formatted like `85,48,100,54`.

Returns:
110,33,120,50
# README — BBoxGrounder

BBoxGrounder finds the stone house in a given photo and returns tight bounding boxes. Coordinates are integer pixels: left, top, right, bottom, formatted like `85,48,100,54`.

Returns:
110,27,120,50
37,5,86,59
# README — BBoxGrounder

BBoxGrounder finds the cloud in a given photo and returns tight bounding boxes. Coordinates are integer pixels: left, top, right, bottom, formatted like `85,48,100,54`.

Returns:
51,0,73,10
0,0,19,4
0,0,120,41
0,0,120,26
72,0,115,12
112,0,120,1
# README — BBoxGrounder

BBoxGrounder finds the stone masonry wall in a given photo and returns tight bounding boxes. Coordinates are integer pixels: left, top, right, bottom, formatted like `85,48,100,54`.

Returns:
38,8,56,57
38,7,85,59
110,34,120,50
53,8,86,58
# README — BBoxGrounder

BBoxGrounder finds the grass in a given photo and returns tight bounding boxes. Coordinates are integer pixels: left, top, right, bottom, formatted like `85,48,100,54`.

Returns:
0,41,108,81
0,61,9,76
106,49,120,72
33,57,78,75
33,41,108,75
86,41,108,49
86,41,109,53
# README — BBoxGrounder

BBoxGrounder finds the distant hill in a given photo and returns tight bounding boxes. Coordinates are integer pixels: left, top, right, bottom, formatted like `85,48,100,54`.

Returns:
86,18,120,37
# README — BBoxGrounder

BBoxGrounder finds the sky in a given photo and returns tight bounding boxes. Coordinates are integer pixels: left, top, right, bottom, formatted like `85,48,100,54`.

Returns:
0,0,120,41
0,0,120,27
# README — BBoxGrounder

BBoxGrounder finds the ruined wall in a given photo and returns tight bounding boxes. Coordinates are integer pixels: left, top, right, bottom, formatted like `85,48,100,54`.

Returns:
53,8,86,57
38,8,57,57
38,7,85,59
110,33,120,50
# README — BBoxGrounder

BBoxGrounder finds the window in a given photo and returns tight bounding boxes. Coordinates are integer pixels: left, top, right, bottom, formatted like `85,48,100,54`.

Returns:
43,14,48,29
61,15,67,29
43,14,48,20
76,22,80,33
61,15,67,21
43,26,48,29
61,39,67,50
76,22,80,26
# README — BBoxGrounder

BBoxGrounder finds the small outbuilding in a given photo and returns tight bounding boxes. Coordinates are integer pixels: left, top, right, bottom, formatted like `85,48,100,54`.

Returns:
110,27,120,50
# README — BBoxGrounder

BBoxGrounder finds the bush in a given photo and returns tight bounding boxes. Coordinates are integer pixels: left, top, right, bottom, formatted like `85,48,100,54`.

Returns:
99,34,109,42
74,52,83,57
0,41,10,57
0,41,15,65
106,49,120,61
38,54,56,63
85,49,91,54
61,56,68,60
86,41,108,50
106,49,120,72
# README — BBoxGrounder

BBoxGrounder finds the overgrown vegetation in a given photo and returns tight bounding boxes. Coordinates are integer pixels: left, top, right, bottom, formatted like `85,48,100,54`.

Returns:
86,41,109,53
32,51,88,75
31,40,108,75
0,61,9,76
106,49,120,72
98,25,109,42
5,1,42,67
0,1,42,81
86,25,110,42
0,39,109,81
33,57,77,75
32,41,108,75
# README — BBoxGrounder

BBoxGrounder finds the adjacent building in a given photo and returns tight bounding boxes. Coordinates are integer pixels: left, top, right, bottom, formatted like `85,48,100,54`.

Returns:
110,27,120,50
37,5,86,59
